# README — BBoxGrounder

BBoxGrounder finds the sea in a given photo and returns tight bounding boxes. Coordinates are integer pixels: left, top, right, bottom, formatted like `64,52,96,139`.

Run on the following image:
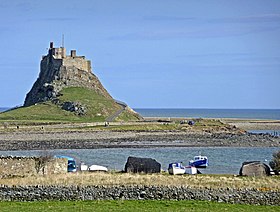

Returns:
0,107,279,174
0,147,278,175
1,107,280,119
134,108,280,120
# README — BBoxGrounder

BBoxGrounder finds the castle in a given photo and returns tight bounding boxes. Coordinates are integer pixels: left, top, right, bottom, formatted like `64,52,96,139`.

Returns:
24,42,112,106
45,42,91,73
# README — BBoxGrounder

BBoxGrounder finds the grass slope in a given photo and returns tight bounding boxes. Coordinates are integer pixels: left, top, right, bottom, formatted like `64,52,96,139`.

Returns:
0,200,279,212
0,87,139,122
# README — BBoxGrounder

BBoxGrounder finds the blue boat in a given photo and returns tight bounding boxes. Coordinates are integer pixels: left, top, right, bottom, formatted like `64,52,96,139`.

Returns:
55,155,77,172
189,155,208,168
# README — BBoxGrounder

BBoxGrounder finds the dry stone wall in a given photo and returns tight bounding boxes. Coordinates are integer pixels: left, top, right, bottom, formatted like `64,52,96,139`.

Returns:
0,156,67,178
0,185,279,205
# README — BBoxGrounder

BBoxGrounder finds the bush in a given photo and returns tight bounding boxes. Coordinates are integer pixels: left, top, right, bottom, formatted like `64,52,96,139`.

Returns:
269,150,280,171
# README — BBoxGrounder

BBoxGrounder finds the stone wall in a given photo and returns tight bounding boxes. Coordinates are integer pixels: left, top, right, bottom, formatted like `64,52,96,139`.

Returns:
0,156,67,177
0,185,279,205
63,57,90,72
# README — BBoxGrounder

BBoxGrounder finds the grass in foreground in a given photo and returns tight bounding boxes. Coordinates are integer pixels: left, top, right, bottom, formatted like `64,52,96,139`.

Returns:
0,200,279,212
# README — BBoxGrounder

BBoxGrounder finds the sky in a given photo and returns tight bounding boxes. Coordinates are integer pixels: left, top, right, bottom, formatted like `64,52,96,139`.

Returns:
0,0,280,109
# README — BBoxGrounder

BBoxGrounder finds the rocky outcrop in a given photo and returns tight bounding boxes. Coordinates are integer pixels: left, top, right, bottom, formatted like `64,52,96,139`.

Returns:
124,157,161,173
24,42,113,107
61,101,87,116
239,161,271,176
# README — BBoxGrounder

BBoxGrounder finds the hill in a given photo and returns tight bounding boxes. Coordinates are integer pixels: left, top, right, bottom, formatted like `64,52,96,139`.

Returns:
0,42,142,122
0,87,141,122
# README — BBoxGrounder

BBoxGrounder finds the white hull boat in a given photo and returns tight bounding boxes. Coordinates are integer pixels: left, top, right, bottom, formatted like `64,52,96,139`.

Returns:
185,166,197,175
80,163,88,171
88,165,108,172
168,162,186,175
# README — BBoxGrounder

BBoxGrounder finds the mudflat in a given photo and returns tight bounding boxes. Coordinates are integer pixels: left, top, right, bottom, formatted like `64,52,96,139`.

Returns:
0,119,279,150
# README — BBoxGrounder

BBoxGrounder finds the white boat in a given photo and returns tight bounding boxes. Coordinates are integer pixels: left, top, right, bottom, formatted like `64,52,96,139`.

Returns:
189,155,208,168
168,162,186,175
80,162,88,171
88,164,108,172
185,166,197,175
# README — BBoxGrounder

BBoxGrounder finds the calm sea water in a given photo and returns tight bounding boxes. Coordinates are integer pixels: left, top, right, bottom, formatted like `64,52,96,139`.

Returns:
0,107,9,112
1,107,280,119
134,108,280,120
0,147,278,174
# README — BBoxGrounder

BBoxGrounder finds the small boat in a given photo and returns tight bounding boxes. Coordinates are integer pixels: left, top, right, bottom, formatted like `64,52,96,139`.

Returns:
185,166,198,175
80,162,88,171
189,155,208,168
168,162,186,175
88,164,108,172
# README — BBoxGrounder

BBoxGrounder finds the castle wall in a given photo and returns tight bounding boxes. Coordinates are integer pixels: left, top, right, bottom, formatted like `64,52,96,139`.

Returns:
49,47,66,59
0,156,68,177
62,57,91,72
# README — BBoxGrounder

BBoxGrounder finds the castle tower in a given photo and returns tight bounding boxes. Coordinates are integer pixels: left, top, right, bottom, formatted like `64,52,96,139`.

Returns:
24,41,112,106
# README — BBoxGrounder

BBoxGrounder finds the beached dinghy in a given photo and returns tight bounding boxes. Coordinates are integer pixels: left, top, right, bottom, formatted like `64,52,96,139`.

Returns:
185,166,198,174
189,155,208,168
88,164,108,172
168,162,186,175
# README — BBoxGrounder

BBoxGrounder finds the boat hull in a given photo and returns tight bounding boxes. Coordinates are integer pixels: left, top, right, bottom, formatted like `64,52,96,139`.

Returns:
189,159,208,168
88,165,108,172
168,167,186,175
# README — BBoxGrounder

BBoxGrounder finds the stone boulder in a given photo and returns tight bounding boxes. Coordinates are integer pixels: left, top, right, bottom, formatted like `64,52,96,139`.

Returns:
61,101,87,116
239,161,271,177
124,156,161,173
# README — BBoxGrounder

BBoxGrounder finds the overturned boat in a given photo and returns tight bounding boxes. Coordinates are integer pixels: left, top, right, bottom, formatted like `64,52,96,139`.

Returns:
88,164,108,172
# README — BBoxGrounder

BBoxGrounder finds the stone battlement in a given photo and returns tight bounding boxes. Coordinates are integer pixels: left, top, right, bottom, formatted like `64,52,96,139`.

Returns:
43,42,91,72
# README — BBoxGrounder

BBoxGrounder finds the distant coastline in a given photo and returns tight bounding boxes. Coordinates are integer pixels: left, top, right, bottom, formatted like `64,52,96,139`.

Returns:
0,107,9,112
134,108,280,120
1,107,280,120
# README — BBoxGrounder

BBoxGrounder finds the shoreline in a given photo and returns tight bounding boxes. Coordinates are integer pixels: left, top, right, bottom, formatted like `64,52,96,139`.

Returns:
0,118,280,150
0,130,279,151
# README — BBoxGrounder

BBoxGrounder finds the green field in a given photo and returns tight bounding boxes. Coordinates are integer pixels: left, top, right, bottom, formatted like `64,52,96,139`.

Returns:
0,200,279,212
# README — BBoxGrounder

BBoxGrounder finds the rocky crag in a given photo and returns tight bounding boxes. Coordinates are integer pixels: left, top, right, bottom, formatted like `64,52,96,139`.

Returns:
22,42,142,121
24,42,111,106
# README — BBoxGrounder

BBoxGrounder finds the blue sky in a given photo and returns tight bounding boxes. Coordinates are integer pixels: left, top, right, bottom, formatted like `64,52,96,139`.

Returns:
0,0,280,109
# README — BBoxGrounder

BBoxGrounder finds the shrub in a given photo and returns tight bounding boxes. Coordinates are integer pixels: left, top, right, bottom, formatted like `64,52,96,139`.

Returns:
269,150,280,171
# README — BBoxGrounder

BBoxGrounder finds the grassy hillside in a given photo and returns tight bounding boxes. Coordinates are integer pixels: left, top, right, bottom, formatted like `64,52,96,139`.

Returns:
0,87,140,122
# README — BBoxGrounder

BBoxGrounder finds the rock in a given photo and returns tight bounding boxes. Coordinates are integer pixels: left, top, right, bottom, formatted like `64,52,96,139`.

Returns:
61,101,87,115
239,161,271,177
124,156,161,173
